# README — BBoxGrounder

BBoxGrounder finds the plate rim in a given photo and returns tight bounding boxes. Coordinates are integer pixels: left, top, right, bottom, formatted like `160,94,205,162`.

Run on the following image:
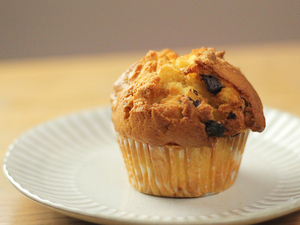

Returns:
3,106,300,225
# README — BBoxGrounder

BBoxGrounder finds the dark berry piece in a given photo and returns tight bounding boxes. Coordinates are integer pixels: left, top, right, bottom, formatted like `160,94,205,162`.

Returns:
191,89,198,96
188,96,193,102
201,75,223,95
227,111,237,119
188,97,201,107
205,120,226,137
193,99,201,107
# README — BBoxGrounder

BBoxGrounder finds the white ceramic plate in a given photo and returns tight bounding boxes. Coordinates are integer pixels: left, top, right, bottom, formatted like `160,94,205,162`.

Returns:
3,107,300,225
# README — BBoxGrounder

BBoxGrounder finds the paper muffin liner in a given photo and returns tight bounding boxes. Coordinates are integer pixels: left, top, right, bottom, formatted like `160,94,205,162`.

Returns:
117,130,249,197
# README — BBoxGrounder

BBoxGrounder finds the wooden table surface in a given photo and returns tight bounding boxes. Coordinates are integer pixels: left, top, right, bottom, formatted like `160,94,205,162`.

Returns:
1,41,300,225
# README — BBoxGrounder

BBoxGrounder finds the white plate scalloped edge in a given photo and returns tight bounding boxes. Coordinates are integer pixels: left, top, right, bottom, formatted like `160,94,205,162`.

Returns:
3,106,300,225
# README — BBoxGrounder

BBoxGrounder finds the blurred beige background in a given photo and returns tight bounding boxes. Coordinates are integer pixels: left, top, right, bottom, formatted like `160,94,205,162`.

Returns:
1,0,300,60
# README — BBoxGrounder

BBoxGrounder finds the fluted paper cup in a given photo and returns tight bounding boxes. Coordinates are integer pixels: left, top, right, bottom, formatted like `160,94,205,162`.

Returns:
117,130,249,197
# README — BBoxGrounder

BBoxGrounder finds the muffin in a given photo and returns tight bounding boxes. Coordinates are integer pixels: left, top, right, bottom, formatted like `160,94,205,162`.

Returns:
111,47,265,197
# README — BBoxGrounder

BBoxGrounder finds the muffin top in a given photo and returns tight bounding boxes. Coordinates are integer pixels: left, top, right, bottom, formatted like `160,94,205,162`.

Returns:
111,48,265,147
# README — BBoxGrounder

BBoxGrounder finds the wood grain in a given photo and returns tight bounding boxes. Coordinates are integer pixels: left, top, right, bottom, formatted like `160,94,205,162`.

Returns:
1,41,300,225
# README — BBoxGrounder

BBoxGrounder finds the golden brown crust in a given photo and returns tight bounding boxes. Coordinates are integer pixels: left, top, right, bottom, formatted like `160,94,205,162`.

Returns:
111,48,265,147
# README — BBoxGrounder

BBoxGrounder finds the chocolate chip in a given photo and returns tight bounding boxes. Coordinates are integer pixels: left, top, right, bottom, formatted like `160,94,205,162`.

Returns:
201,75,223,95
205,120,226,137
188,97,201,107
227,111,237,119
